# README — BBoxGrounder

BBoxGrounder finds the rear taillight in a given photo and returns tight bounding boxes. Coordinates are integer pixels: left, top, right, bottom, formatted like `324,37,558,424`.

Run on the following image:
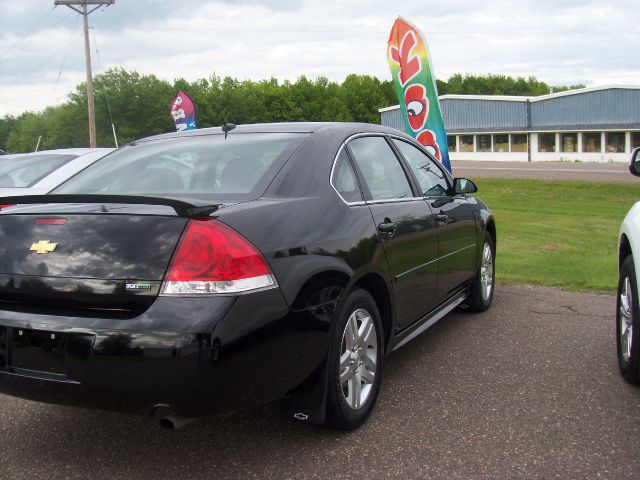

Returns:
0,204,15,210
161,219,277,295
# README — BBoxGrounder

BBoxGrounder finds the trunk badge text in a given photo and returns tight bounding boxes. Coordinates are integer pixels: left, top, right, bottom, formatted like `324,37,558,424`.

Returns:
126,283,152,291
30,240,58,254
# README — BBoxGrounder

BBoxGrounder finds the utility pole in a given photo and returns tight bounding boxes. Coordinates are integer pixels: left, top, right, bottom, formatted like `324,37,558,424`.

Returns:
54,1,114,148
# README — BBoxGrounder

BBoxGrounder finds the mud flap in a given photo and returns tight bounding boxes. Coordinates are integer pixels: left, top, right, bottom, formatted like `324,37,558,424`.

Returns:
279,360,329,426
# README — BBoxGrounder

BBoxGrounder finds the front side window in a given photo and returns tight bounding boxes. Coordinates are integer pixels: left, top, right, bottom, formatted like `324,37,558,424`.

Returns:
392,139,449,197
56,133,308,202
347,136,413,201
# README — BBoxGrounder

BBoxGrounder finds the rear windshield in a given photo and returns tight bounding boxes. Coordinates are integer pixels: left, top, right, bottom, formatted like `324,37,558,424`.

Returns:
0,153,77,188
55,133,308,201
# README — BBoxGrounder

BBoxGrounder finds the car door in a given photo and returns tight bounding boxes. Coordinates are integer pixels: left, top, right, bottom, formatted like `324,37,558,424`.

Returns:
391,138,478,305
346,135,439,330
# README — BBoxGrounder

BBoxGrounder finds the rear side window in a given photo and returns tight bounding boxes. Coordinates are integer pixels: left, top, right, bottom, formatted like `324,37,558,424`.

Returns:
0,154,76,187
347,136,413,201
56,133,308,201
331,149,362,203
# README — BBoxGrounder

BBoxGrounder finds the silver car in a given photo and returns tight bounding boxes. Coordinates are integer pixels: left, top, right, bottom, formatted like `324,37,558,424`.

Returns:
0,148,113,197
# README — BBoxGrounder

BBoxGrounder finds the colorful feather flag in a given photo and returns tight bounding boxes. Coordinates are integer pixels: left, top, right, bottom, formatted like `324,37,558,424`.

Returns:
170,90,197,132
387,17,451,173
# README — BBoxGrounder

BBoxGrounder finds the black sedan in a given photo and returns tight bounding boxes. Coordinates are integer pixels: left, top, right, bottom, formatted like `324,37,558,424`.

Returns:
0,123,495,429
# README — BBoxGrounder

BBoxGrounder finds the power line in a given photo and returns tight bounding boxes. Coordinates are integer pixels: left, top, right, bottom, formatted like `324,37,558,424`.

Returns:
52,15,81,104
54,0,115,148
22,5,57,36
91,28,118,147
93,25,631,37
0,9,74,64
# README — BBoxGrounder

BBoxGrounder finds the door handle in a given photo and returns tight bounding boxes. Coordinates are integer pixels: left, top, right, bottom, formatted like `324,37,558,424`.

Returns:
435,214,449,224
377,220,398,234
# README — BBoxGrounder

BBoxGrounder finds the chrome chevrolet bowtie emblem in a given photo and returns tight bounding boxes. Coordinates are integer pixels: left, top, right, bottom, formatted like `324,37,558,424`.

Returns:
30,240,58,254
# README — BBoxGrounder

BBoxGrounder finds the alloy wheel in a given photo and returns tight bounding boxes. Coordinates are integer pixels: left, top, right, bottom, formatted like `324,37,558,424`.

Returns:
481,241,494,302
620,275,634,363
339,308,378,410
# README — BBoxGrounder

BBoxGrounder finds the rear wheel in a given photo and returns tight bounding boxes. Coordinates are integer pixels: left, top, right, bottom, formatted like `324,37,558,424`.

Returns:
324,289,384,429
617,255,640,384
464,231,495,312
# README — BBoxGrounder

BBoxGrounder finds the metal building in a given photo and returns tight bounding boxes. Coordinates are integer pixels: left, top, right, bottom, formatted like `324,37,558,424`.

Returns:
379,85,640,162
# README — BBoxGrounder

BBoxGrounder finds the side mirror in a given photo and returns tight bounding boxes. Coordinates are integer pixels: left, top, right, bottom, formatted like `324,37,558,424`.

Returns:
630,147,640,177
454,178,478,194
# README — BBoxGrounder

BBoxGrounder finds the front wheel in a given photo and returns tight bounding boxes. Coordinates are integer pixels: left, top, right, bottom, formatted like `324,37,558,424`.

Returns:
464,232,495,312
617,255,640,384
324,289,384,430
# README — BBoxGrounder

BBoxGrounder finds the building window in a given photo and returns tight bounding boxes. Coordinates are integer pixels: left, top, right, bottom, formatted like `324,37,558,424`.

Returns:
606,132,625,153
447,135,457,152
561,133,578,153
477,135,492,152
538,133,555,153
633,132,640,149
583,132,601,152
511,134,527,152
459,135,474,152
495,134,509,153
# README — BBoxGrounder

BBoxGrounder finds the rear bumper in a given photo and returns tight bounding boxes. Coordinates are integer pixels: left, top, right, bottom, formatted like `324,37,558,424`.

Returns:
0,289,332,417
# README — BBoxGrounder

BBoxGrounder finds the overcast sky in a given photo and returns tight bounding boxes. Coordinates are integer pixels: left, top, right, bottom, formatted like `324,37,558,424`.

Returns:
1,0,639,117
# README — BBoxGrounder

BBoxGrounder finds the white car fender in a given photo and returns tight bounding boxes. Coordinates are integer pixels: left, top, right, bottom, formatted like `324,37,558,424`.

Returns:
619,200,640,282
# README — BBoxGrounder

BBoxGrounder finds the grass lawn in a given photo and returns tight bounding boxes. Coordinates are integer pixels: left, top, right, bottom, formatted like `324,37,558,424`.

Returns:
473,178,640,292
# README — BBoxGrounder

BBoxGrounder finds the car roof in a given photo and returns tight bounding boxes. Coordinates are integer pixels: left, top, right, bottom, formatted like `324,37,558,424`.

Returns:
132,122,408,145
1,148,112,158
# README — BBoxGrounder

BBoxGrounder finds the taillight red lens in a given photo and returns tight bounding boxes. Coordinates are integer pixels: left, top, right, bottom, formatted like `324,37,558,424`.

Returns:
161,219,276,295
0,204,15,210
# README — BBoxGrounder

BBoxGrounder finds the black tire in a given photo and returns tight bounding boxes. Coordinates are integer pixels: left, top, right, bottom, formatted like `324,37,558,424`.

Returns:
617,255,640,384
324,289,384,430
464,231,495,312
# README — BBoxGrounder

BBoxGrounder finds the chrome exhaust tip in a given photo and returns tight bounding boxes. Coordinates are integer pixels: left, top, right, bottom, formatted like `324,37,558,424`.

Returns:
150,404,195,430
159,415,195,430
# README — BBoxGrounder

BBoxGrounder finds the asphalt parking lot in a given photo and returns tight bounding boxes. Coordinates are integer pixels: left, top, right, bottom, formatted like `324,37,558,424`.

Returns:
0,284,638,479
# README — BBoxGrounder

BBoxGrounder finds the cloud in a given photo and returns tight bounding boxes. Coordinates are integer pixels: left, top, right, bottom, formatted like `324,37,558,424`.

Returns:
1,0,639,116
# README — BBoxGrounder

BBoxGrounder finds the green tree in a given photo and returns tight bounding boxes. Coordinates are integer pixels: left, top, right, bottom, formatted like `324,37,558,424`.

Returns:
340,74,388,123
6,112,47,152
0,116,17,151
1,69,589,149
72,68,175,146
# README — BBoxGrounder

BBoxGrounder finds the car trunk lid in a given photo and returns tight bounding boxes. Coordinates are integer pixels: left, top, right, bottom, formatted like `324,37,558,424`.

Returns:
0,196,219,317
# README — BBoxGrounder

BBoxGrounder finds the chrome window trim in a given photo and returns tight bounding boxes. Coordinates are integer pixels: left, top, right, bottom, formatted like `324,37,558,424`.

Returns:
329,143,366,206
329,132,425,207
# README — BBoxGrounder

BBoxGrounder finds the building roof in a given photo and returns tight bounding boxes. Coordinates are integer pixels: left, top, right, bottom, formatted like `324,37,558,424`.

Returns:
380,85,640,134
379,85,640,112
